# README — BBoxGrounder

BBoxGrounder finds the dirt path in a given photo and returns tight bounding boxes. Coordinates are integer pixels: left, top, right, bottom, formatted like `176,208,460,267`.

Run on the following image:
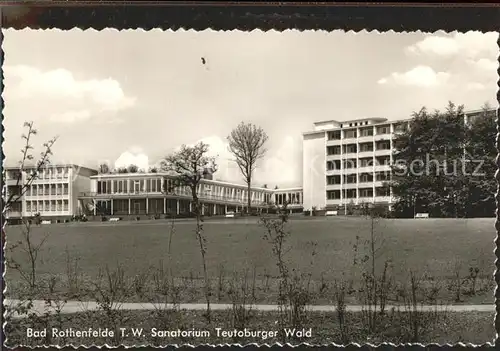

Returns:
4,299,494,319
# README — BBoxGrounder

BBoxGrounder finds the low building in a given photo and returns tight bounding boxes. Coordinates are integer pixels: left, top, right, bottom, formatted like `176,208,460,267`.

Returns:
78,172,290,218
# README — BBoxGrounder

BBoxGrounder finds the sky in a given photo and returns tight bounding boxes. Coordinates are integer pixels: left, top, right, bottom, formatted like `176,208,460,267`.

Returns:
2,29,498,188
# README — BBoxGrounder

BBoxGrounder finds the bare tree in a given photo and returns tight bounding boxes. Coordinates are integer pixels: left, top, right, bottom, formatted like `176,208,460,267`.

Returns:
160,141,217,323
3,121,57,211
227,122,268,215
2,121,57,321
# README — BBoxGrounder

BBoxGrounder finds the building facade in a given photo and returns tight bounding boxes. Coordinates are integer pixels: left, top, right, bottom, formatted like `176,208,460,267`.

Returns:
78,173,284,217
4,164,97,223
301,108,496,212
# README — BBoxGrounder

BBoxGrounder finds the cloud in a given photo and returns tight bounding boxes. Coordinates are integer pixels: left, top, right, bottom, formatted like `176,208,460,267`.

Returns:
378,65,450,87
405,32,498,60
114,149,149,170
165,135,301,187
3,65,136,123
467,58,498,72
465,82,486,91
50,110,92,123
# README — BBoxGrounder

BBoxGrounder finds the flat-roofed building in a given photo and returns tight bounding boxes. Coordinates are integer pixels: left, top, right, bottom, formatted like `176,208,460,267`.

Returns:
78,172,284,217
302,108,497,213
3,164,97,223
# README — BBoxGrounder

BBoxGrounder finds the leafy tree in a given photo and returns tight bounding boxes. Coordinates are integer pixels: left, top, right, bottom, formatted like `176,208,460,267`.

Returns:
160,141,217,322
390,102,468,218
463,104,496,217
116,167,128,174
227,122,268,215
127,164,139,173
98,163,110,174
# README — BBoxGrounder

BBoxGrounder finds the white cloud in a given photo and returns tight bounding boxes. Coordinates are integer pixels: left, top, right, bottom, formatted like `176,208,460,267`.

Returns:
467,57,498,72
466,82,486,91
114,149,149,170
167,135,301,187
3,65,136,123
378,65,450,87
50,110,92,123
406,32,498,60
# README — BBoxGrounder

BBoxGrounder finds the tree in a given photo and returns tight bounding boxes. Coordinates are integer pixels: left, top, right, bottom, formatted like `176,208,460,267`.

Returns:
160,141,217,322
98,163,110,174
390,101,492,218
227,122,268,215
127,164,139,173
463,103,496,217
3,121,57,211
2,121,57,321
116,167,128,174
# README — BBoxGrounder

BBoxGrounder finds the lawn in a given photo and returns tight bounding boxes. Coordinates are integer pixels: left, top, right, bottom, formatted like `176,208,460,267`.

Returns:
4,217,495,303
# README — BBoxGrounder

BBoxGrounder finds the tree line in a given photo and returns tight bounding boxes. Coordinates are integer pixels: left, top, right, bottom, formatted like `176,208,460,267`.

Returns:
390,102,496,218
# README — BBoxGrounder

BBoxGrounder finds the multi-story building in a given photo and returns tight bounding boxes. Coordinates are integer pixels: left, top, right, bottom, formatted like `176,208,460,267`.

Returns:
302,108,497,213
3,164,97,223
78,172,282,217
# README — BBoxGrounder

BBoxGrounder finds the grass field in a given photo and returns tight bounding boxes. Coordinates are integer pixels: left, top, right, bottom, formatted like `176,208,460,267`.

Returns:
5,217,495,304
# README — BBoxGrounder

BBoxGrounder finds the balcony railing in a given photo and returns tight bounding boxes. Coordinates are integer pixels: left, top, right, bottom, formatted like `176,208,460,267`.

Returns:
78,191,278,206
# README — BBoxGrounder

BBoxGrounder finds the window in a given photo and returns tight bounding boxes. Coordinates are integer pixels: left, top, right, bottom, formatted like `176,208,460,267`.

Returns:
343,189,357,199
344,130,357,139
327,190,341,200
327,130,341,140
359,143,374,152
26,202,31,212
359,188,373,198
376,156,391,165
360,127,374,137
343,159,357,169
376,172,390,181
359,158,372,167
376,141,391,150
63,199,69,211
327,146,341,155
343,144,357,154
376,125,390,135
359,173,373,183
343,174,357,184
327,175,341,185
63,184,69,195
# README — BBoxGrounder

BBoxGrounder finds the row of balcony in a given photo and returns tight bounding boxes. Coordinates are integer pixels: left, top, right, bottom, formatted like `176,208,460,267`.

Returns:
326,149,392,158
326,165,391,174
326,181,388,189
326,196,392,205
25,191,69,197
79,191,302,206
327,134,392,144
